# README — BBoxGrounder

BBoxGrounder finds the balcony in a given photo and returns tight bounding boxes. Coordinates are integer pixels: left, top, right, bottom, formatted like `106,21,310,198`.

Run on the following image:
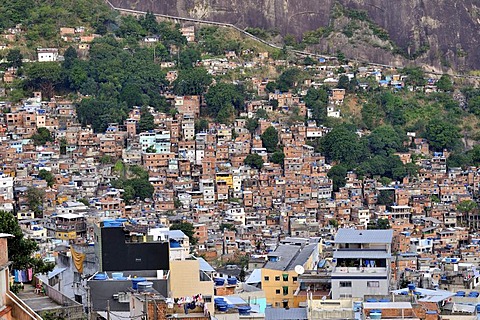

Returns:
332,267,388,278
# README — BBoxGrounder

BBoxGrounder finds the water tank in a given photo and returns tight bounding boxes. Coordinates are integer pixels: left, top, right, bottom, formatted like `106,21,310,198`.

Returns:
216,302,227,312
170,240,181,248
132,277,147,289
112,272,124,279
93,273,108,280
369,310,382,319
238,306,251,315
227,277,238,285
137,281,153,292
214,278,225,286
407,283,416,291
214,297,225,304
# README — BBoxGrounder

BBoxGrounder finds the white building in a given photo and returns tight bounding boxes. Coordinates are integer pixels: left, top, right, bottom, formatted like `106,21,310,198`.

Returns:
200,179,215,204
331,229,393,299
37,48,59,62
139,130,171,153
225,207,246,225
0,174,14,212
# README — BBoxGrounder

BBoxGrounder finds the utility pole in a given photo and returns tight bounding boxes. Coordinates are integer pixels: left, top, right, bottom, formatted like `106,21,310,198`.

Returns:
107,300,111,320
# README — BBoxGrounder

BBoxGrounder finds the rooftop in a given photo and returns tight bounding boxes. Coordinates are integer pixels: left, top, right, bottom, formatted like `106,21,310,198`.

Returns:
334,229,393,244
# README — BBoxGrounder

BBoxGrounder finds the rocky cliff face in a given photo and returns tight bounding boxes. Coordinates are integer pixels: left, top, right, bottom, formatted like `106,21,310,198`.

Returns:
110,0,480,70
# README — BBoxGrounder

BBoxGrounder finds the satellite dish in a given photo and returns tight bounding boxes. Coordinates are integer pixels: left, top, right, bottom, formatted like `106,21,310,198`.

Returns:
295,265,305,275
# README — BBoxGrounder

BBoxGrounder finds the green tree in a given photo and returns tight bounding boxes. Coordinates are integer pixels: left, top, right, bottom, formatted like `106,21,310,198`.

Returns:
245,118,259,135
304,88,328,123
377,190,394,206
170,221,198,245
244,154,264,170
216,104,235,124
424,118,461,151
436,75,453,91
277,68,303,92
26,187,45,218
172,68,212,96
269,151,285,166
205,83,245,117
31,127,53,146
327,165,347,192
368,218,391,230
403,66,426,87
321,124,367,167
62,46,78,70
24,62,62,99
337,75,350,90
6,49,23,68
138,107,155,132
261,126,279,152
195,119,209,133
0,210,54,272
178,47,201,69
38,169,55,187
367,125,405,155
457,200,477,226
59,137,68,155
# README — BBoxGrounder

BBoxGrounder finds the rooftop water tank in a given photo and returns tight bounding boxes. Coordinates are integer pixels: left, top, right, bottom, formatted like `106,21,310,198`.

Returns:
214,278,225,286
137,281,153,292
93,273,108,280
238,306,251,315
112,272,124,279
227,277,237,285
132,277,147,289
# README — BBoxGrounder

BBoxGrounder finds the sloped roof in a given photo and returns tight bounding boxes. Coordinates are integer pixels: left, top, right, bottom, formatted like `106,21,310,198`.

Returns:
334,229,393,244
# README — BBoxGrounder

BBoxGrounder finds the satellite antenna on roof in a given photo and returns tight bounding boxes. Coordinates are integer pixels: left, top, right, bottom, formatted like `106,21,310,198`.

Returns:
294,265,305,275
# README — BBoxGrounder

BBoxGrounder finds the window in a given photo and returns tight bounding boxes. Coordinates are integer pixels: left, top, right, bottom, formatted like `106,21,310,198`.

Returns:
282,274,289,281
276,289,280,294
340,281,352,287
367,281,380,288
264,276,269,281
292,277,298,282
282,286,289,295
275,276,280,281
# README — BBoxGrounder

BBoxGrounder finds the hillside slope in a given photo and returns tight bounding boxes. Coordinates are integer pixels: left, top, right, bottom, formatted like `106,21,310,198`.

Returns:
108,0,480,71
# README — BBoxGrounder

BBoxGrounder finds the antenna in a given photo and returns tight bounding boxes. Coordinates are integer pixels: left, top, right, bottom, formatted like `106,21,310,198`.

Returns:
294,265,305,275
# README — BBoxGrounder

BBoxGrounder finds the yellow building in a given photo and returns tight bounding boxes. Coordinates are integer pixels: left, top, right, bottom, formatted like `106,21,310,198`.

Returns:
261,239,321,308
216,172,233,188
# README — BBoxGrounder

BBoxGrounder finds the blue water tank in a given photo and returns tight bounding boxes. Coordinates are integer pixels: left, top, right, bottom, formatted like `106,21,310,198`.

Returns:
170,240,181,248
238,306,251,315
214,278,225,286
407,283,416,291
93,273,108,280
112,272,124,279
227,277,238,285
132,277,147,289
214,297,225,304
216,302,227,312
367,299,378,303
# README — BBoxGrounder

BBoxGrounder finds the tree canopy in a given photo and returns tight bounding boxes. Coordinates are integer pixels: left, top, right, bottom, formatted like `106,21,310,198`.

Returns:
0,210,54,272
261,126,279,153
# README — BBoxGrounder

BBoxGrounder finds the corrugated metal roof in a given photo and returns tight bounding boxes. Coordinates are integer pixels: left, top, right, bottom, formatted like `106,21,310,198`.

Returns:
333,251,391,259
265,308,308,320
334,229,393,244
